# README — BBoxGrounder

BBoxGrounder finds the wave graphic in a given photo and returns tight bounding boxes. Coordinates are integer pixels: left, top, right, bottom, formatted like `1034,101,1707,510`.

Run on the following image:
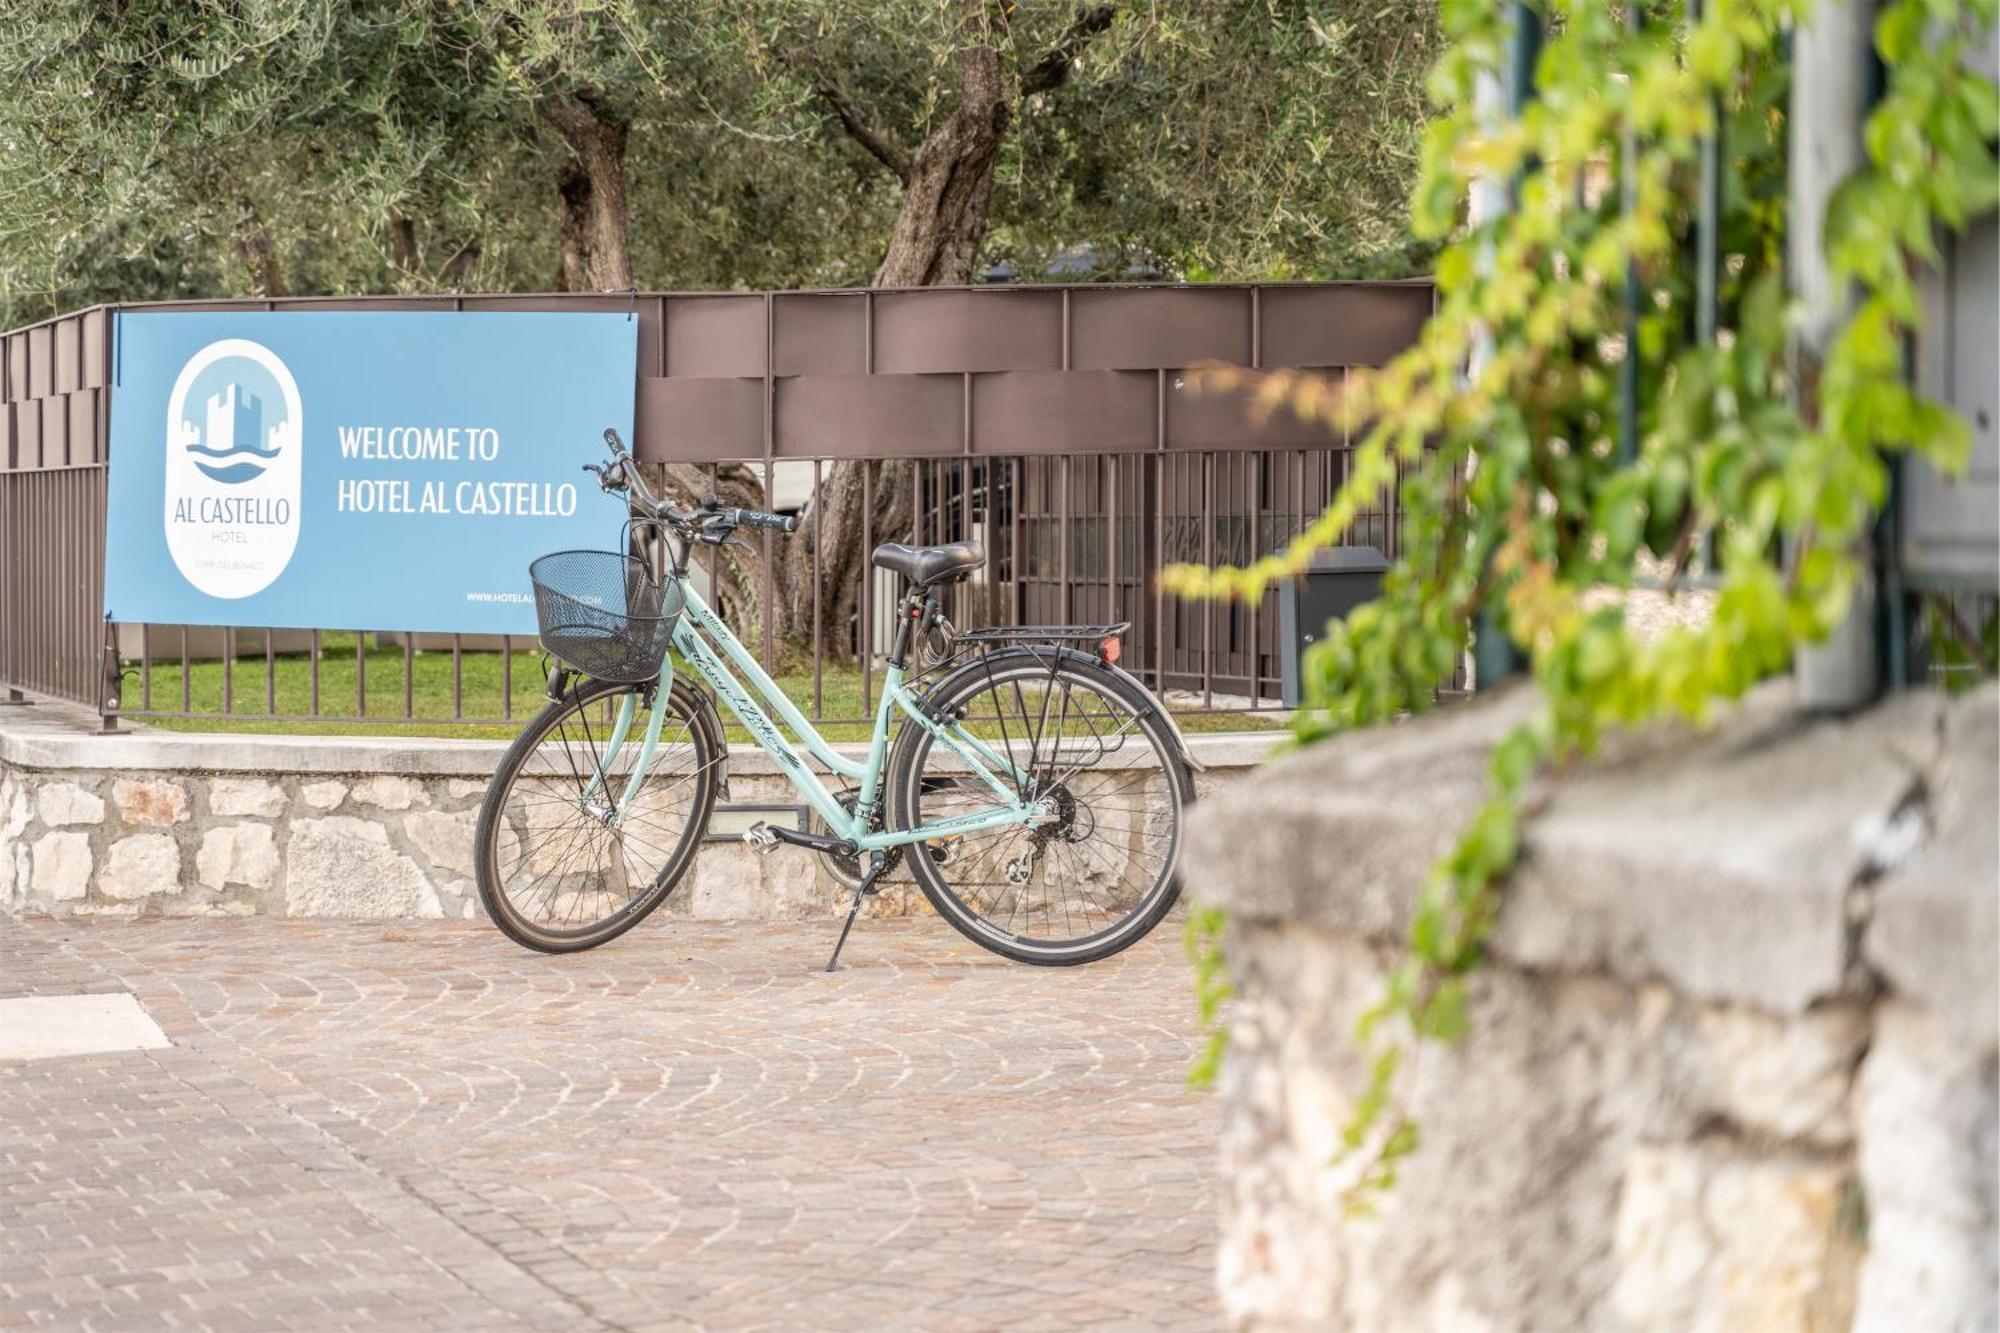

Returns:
194,460,272,484
184,440,282,460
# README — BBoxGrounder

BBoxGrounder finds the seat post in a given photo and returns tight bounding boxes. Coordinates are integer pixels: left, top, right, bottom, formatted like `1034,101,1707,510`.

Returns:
885,587,926,670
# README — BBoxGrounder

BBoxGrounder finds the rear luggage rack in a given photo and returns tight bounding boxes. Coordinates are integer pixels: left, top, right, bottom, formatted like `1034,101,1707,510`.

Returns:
953,623,1130,647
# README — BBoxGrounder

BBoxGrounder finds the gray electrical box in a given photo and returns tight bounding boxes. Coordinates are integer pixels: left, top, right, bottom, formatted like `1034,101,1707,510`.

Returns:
1277,546,1389,707
1902,30,1998,593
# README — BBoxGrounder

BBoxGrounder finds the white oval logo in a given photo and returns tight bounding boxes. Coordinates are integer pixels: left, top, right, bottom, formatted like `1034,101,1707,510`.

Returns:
163,339,303,599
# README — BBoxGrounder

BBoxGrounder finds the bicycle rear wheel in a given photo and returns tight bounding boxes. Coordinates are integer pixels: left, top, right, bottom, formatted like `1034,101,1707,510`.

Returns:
475,676,718,953
887,650,1194,966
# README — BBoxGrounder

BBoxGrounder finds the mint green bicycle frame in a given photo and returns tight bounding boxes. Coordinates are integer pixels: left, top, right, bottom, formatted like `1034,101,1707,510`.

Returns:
584,580,1046,851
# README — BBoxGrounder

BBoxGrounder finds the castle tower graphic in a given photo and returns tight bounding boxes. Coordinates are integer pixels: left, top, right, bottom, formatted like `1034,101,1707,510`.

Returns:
202,384,264,454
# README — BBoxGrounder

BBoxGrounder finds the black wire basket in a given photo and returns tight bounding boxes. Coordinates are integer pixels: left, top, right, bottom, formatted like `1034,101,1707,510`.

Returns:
529,550,683,684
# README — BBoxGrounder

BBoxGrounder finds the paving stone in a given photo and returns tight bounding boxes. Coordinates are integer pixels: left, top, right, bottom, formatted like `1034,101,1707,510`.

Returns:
0,917,1216,1331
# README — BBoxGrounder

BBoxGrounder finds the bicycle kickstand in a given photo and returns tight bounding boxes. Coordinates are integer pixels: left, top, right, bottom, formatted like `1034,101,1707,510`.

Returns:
824,851,888,973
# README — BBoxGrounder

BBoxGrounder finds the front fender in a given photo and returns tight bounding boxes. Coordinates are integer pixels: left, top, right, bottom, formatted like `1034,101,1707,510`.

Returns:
668,676,730,798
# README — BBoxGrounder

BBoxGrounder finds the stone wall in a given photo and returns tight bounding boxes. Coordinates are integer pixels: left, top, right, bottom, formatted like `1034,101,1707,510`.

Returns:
1183,681,1997,1333
0,703,1262,921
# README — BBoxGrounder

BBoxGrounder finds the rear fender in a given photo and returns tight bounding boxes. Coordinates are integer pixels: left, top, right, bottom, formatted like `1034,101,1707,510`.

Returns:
918,646,1202,778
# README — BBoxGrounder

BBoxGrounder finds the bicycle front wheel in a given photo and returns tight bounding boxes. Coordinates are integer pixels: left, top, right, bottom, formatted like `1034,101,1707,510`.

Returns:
475,676,718,953
888,650,1194,966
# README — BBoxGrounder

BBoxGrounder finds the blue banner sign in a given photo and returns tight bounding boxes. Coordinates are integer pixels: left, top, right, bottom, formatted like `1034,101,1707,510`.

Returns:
104,310,636,634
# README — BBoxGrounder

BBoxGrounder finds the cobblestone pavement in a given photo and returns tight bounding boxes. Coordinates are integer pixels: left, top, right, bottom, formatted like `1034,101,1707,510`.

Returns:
0,918,1218,1332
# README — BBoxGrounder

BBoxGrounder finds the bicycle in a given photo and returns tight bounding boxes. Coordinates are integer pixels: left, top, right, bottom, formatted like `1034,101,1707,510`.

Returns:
474,429,1200,970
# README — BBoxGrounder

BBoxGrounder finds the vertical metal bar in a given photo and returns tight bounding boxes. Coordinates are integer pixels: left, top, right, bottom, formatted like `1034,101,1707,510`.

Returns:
222,627,233,715
179,626,190,713
960,386,974,628
1059,455,1072,624
310,628,321,717
1249,451,1262,699
985,460,999,629
1010,457,1023,627
501,634,513,721
761,456,776,670
1154,368,1169,690
140,623,151,710
1202,452,1215,708
861,462,874,715
761,292,777,672
1107,455,1120,624
264,627,275,714
451,634,463,721
1618,2,1643,464
402,635,414,719
812,459,824,716
355,630,366,718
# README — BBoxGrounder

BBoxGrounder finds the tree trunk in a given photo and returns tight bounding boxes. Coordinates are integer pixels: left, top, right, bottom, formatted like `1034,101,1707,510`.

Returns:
540,93,632,292
776,32,1013,652
235,198,286,297
765,4,1116,658
872,42,1011,287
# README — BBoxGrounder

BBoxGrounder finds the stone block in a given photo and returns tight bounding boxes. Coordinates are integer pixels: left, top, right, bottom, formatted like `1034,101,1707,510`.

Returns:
112,778,189,828
31,832,92,902
208,777,287,819
196,823,279,891
99,835,182,900
404,809,478,879
300,780,348,810
1852,1001,1999,1333
286,816,441,919
688,845,757,918
1612,1143,1858,1333
1687,1003,1869,1148
1866,685,1999,1049
350,775,425,810
296,780,344,808
3,773,31,841
34,781,104,827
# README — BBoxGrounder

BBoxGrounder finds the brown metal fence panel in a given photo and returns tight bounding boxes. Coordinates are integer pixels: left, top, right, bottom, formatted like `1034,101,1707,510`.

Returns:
0,283,1434,728
1,305,111,715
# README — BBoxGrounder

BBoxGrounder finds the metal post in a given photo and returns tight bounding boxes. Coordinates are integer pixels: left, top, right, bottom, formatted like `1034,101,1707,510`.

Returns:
1790,0,1880,710
1470,2,1540,690
98,614,120,733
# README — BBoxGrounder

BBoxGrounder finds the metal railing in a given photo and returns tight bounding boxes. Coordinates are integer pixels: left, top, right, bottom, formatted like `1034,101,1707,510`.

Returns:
1,283,1435,732
94,443,1401,732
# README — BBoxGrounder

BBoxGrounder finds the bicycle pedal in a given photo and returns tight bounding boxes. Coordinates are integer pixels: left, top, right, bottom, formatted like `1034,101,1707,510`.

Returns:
741,822,779,855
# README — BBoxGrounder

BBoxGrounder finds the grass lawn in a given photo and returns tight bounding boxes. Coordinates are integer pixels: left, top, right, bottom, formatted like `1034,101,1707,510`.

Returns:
130,633,1283,742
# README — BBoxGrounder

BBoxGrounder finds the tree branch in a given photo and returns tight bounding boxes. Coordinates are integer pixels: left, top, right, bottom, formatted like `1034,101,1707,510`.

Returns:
1018,5,1118,97
791,57,911,184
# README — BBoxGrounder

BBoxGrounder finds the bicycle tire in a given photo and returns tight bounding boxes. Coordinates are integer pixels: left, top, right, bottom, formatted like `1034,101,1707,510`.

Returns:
475,675,718,953
886,648,1195,966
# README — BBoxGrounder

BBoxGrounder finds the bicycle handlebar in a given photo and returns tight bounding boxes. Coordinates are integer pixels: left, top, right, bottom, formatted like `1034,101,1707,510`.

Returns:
595,427,797,535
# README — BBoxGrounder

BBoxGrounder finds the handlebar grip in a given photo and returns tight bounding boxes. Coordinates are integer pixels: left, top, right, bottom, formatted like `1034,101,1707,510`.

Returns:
602,427,627,456
735,509,798,533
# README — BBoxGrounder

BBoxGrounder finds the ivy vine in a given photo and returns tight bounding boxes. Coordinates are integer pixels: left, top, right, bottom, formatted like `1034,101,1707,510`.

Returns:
1174,0,1998,1207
